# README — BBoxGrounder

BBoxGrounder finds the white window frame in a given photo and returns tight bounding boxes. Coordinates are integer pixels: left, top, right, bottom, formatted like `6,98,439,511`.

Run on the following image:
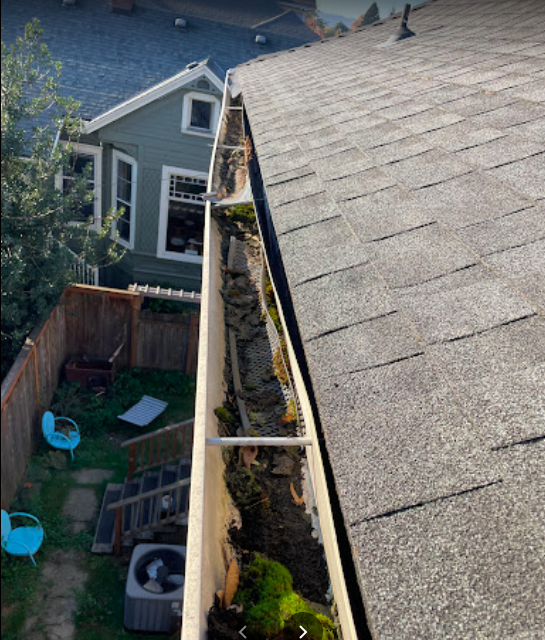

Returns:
181,91,221,138
111,150,138,250
55,142,103,231
156,165,208,264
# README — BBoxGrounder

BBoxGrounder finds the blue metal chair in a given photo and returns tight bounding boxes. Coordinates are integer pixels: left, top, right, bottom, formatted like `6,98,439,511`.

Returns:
1,510,44,567
42,411,81,460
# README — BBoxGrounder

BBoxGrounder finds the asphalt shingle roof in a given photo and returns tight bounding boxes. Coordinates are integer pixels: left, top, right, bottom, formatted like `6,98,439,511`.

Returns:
234,0,545,637
1,0,318,120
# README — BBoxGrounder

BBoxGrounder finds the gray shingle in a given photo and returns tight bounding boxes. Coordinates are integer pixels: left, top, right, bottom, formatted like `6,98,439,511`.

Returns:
278,216,360,283
502,78,545,102
351,480,544,640
418,119,507,152
484,240,545,306
351,120,412,150
234,3,545,637
271,193,343,236
310,148,375,181
418,172,533,228
365,136,433,165
507,117,545,142
306,311,421,379
397,107,465,134
455,135,545,169
266,172,324,207
471,101,545,128
395,268,537,343
340,187,437,243
371,223,477,288
326,167,397,201
315,370,498,520
486,153,545,200
284,243,376,287
293,262,396,340
445,92,517,116
383,149,472,189
455,206,545,256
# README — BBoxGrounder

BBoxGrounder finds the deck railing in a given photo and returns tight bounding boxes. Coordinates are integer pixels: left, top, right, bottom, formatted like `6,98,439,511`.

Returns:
122,418,194,480
107,477,191,555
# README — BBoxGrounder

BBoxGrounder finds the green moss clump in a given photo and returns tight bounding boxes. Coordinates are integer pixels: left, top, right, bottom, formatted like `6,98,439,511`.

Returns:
214,406,235,424
226,204,256,226
225,467,263,508
235,554,335,638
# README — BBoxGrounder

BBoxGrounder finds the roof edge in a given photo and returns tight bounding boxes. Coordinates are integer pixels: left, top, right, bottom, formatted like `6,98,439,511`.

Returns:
83,60,224,134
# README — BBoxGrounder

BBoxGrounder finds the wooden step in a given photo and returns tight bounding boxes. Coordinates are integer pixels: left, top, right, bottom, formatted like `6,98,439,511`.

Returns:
92,483,123,554
139,472,160,529
121,478,141,534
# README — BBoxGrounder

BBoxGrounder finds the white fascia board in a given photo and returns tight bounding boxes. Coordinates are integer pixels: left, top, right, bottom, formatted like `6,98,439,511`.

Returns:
83,63,224,134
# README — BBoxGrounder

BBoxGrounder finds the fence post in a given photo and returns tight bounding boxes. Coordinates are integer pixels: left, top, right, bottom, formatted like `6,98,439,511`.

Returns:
130,296,141,368
33,349,41,412
128,444,137,480
185,313,199,375
114,508,123,556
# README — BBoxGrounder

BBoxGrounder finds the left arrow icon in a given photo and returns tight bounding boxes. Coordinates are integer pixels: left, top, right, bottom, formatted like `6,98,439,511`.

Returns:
239,626,247,638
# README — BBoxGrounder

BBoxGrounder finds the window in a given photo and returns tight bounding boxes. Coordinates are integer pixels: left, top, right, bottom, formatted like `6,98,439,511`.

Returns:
112,150,137,248
190,100,212,130
182,91,220,137
157,166,208,263
56,143,102,230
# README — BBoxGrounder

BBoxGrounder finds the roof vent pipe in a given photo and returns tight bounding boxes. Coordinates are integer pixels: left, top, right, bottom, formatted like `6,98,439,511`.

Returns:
255,35,267,45
174,18,187,28
395,4,415,40
379,3,415,46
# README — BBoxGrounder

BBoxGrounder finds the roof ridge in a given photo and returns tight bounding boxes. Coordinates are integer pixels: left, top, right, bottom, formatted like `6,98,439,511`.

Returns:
239,0,440,68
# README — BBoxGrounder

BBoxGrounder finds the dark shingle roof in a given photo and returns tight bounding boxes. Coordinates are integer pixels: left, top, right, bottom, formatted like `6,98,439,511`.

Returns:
234,0,545,637
1,0,318,120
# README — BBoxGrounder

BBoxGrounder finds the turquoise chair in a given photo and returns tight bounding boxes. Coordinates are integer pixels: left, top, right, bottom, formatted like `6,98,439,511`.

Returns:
42,411,81,460
1,510,44,567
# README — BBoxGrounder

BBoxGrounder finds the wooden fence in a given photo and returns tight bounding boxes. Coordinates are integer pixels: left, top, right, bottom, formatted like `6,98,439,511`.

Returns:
1,285,199,507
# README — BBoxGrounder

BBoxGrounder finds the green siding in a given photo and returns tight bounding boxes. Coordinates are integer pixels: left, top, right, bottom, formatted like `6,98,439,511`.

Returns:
94,81,218,288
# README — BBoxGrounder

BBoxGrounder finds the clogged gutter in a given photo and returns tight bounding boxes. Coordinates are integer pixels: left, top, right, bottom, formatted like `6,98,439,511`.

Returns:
207,206,336,639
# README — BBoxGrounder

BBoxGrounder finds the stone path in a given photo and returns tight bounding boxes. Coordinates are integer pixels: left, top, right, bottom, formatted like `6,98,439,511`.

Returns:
24,469,113,640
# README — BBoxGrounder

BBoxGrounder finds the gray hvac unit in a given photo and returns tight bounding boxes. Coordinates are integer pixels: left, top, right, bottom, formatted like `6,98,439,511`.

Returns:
124,543,186,633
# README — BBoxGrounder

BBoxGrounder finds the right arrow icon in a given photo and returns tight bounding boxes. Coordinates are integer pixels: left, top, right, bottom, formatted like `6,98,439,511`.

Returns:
299,626,307,639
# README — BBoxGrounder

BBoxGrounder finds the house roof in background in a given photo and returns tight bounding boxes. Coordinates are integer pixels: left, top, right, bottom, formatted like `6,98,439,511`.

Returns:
234,0,545,637
1,0,318,121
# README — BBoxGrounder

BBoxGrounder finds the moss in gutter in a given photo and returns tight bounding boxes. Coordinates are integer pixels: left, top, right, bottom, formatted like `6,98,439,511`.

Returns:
236,553,335,639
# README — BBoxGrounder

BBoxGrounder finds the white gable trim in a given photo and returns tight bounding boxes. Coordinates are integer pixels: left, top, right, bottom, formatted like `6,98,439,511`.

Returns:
83,63,224,134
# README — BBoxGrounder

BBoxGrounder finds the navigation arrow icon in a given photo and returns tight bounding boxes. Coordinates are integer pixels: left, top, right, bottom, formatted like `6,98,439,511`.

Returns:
299,626,307,639
239,626,247,638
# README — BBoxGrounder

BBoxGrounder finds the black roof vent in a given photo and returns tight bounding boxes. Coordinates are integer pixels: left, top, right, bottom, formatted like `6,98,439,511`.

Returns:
380,4,415,47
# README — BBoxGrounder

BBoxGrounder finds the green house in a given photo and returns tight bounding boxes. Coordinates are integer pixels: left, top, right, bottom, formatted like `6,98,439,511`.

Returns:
4,0,319,291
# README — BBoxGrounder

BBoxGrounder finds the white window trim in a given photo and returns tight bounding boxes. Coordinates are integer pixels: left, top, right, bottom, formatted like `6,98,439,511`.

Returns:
111,150,138,250
181,91,221,138
157,164,207,264
55,142,103,232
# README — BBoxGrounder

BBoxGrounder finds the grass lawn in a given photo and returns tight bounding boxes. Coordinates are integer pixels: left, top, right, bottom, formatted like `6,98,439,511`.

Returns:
1,368,195,640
